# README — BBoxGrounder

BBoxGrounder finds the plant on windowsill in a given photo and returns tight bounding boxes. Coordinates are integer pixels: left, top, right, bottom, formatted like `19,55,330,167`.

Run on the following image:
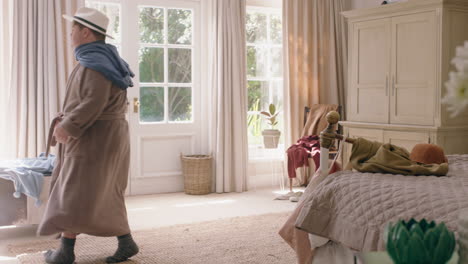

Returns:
261,103,281,149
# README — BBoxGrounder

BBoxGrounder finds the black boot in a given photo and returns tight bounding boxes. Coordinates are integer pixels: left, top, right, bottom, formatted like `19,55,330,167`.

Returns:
44,237,76,264
105,233,139,263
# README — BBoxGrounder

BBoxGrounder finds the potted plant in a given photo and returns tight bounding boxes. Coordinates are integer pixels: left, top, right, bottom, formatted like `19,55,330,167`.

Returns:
384,218,455,264
261,103,281,148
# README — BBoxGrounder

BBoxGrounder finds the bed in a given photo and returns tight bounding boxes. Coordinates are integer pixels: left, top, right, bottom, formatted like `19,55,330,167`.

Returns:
301,154,468,263
0,177,51,226
0,155,54,226
279,112,468,264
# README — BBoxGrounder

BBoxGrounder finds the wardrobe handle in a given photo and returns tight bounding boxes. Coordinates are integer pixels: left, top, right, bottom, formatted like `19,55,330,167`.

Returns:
392,76,395,96
385,76,389,96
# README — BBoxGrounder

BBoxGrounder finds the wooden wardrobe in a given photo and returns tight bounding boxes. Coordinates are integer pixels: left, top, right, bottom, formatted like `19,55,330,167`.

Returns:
341,0,468,161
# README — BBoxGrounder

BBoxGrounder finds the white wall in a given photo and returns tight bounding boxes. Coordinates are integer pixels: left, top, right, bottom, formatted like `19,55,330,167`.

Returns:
349,0,383,10
348,0,411,10
247,0,281,8
249,0,392,11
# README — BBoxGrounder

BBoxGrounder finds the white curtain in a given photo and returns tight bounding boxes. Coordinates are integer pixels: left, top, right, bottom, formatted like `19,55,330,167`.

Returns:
282,0,348,147
207,0,249,193
5,0,83,159
0,0,13,159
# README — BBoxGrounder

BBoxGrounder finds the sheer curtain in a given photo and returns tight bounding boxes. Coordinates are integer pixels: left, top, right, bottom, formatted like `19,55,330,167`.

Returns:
5,0,83,159
282,0,347,147
207,0,249,193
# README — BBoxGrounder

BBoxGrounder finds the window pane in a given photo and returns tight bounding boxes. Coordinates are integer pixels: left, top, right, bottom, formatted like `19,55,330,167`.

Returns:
246,12,267,44
270,48,282,77
246,8,283,151
247,81,269,111
85,1,120,42
139,48,164,83
247,113,262,144
271,80,283,110
140,87,164,122
169,87,192,121
139,7,164,44
270,14,282,44
248,113,275,145
168,9,192,45
247,46,267,78
276,113,284,144
168,48,191,83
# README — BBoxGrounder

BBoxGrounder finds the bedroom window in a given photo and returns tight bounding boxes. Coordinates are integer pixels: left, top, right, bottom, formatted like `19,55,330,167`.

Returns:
85,0,121,50
246,7,283,159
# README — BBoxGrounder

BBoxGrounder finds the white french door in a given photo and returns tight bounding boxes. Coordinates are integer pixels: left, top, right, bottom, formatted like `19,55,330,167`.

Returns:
86,0,203,195
120,0,202,195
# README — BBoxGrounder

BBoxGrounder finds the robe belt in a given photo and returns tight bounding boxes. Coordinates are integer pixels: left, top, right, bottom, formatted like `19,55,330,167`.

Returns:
45,112,126,157
60,112,126,120
95,112,126,120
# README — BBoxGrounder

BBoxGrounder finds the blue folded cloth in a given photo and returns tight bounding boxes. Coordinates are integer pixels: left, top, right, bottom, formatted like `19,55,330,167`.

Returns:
0,153,56,206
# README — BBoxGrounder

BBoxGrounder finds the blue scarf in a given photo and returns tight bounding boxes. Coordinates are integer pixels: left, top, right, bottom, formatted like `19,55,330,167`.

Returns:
75,41,134,90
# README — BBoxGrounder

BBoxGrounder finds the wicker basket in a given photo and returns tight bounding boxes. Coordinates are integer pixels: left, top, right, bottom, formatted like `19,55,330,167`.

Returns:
180,154,212,195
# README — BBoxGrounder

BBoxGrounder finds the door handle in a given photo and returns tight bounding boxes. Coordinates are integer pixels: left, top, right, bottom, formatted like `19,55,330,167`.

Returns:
133,97,140,113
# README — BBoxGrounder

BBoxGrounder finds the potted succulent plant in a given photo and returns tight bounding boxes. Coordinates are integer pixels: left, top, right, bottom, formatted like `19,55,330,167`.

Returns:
384,218,455,264
261,103,281,149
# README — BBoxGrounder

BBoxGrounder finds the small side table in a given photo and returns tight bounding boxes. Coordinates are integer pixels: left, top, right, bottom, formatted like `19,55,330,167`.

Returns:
354,251,458,264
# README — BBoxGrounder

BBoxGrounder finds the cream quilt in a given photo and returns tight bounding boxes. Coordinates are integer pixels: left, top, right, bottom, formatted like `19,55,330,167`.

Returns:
295,155,468,251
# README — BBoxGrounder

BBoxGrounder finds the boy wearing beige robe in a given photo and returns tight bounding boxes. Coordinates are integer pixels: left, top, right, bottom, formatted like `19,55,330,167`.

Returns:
37,7,139,264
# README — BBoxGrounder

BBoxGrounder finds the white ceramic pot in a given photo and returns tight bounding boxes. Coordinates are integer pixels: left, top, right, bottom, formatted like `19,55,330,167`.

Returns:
262,129,281,149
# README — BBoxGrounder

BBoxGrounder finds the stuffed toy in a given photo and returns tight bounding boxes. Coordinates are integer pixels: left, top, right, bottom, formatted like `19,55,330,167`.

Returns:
410,143,448,165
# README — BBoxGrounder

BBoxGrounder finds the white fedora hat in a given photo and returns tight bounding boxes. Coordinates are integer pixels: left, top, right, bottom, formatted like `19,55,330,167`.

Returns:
63,7,114,39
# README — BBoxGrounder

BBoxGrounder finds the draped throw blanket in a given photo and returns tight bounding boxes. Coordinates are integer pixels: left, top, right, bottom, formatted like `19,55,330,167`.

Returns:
301,104,339,137
279,160,341,264
0,153,55,205
286,135,320,179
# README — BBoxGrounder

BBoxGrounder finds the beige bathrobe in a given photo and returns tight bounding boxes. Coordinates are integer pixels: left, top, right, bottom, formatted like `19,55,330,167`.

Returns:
38,65,131,237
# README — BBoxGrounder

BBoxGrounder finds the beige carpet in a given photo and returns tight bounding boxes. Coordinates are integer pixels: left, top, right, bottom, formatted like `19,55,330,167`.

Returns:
9,212,296,264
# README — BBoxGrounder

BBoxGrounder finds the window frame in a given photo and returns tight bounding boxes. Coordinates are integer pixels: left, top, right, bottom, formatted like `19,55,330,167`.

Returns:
85,0,122,46
138,5,195,124
246,5,284,158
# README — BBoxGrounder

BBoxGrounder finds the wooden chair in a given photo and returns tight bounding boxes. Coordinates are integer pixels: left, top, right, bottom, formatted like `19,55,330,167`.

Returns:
288,105,342,191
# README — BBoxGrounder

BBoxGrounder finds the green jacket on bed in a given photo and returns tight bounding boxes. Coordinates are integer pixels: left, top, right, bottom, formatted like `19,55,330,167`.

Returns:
349,138,448,176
